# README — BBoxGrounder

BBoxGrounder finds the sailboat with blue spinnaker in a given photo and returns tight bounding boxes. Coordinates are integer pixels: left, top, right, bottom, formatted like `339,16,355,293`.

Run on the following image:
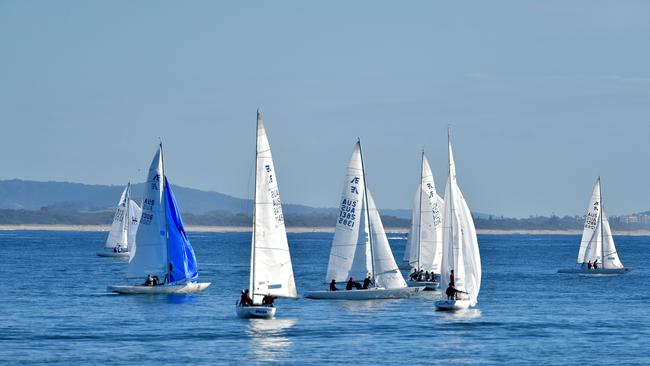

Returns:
108,144,211,294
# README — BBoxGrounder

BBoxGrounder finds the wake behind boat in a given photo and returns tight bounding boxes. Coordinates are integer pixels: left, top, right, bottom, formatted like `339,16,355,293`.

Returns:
558,177,631,275
236,112,298,318
304,140,423,300
97,183,141,258
435,131,482,311
108,143,211,295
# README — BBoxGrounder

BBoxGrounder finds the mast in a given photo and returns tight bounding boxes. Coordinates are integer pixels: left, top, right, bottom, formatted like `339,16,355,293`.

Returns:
358,138,376,281
160,141,170,282
249,110,259,295
598,177,605,269
125,182,130,249
447,128,455,278
416,150,424,270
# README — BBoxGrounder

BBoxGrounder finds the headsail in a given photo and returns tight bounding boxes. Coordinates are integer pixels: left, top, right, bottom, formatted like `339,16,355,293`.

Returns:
405,153,444,272
250,113,297,302
105,184,130,250
439,135,481,306
126,199,142,252
127,146,168,279
367,190,407,289
166,177,199,283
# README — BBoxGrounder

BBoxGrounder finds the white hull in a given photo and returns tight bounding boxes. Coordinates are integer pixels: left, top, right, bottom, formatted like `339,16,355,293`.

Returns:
236,305,276,319
407,279,439,291
435,298,471,311
108,282,211,294
304,286,424,300
97,251,129,258
558,268,631,275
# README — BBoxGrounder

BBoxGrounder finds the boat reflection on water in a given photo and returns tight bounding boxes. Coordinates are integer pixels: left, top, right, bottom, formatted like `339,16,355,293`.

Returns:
437,308,482,321
246,318,297,362
334,299,399,313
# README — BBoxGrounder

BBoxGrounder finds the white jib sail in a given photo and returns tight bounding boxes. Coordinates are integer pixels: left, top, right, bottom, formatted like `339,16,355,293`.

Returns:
126,199,142,253
250,114,297,303
127,146,168,279
366,190,407,289
439,138,481,306
105,184,129,250
405,154,444,272
577,178,624,269
326,142,372,283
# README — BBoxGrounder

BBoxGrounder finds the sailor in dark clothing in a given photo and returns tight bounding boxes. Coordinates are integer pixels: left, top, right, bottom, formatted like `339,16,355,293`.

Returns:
240,289,254,306
593,259,599,269
410,268,418,281
445,284,459,300
144,274,154,286
330,279,338,291
262,294,274,307
588,260,593,269
346,277,355,290
362,275,373,289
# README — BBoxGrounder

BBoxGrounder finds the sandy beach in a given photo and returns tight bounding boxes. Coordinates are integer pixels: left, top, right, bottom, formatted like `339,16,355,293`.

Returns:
1,224,650,236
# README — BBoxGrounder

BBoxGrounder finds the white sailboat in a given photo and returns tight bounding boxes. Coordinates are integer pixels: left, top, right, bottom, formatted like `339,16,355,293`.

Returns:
237,112,298,318
435,131,481,311
109,143,211,294
404,151,444,290
304,140,423,300
558,177,631,275
97,183,142,258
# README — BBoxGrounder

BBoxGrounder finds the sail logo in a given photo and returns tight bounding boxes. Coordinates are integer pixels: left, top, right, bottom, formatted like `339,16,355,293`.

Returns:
337,198,357,229
350,177,360,195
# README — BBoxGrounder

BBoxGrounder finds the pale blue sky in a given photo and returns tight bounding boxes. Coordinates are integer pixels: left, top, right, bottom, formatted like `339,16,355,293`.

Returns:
1,1,649,217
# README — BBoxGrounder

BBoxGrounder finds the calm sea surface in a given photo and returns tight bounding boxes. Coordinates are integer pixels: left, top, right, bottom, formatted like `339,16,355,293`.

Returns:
0,231,648,365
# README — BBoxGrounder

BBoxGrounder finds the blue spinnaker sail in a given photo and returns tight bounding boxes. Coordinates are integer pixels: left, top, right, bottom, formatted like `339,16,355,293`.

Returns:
165,178,199,283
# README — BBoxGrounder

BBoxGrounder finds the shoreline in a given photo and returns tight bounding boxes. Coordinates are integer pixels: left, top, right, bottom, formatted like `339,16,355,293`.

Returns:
1,224,650,236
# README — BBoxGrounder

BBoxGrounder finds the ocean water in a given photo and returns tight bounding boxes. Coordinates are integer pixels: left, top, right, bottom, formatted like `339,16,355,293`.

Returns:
0,231,648,365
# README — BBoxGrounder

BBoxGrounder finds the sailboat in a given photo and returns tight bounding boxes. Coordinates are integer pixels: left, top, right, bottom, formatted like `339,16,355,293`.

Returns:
404,151,444,290
97,183,142,258
435,131,481,311
304,140,423,300
108,143,211,294
558,177,632,274
236,112,298,318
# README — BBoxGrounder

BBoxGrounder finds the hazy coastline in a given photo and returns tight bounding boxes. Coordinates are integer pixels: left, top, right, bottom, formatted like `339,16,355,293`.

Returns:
2,224,650,236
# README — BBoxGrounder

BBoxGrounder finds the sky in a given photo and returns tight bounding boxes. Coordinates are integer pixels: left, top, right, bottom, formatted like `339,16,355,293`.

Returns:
1,1,649,217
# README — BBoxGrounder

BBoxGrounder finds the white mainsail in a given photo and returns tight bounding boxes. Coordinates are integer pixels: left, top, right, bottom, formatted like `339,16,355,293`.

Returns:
576,178,624,269
404,153,444,272
250,113,297,303
439,135,481,306
127,146,168,279
126,198,142,252
325,141,406,289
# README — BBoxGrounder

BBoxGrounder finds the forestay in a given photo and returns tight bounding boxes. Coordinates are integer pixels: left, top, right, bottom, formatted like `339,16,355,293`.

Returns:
404,153,444,272
127,147,168,279
439,138,481,306
250,114,297,303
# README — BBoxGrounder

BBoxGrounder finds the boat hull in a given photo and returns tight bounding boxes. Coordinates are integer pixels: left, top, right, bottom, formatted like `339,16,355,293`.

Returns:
435,299,471,311
557,268,632,275
407,279,439,291
304,286,424,300
108,282,211,294
236,305,276,319
97,251,130,258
